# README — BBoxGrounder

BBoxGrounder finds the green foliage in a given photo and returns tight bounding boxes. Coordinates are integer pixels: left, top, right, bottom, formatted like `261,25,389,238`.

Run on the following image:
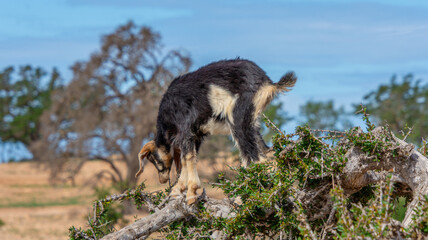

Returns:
332,176,396,239
162,203,219,239
361,74,428,144
0,65,61,153
332,181,426,239
93,186,125,229
392,197,408,222
69,187,121,239
357,104,376,132
346,106,410,163
217,163,286,237
0,218,4,227
408,195,428,237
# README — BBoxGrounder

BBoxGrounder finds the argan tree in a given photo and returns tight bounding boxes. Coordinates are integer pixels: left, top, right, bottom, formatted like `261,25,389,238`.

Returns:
32,21,191,186
70,109,428,239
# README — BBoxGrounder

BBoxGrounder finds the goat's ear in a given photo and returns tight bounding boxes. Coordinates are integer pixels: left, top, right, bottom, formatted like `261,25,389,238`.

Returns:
135,140,156,178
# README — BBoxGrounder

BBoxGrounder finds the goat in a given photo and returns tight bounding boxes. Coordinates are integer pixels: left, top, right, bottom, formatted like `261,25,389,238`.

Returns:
136,59,297,204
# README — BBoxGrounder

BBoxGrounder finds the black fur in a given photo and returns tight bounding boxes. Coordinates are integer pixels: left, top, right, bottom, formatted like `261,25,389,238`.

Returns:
154,59,296,165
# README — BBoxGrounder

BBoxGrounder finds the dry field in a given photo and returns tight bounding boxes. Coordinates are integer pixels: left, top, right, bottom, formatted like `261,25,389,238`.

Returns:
0,157,235,240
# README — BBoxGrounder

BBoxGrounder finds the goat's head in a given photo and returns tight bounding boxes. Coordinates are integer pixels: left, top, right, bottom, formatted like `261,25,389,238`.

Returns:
135,140,172,184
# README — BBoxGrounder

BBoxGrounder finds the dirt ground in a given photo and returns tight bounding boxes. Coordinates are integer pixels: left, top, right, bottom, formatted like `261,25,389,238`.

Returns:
0,157,236,240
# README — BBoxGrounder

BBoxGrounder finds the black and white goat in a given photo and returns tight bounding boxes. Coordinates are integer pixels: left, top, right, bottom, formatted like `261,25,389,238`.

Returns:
136,59,297,204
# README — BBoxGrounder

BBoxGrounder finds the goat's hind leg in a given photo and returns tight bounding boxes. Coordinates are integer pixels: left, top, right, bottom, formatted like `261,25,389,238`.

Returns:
233,128,261,167
231,96,262,167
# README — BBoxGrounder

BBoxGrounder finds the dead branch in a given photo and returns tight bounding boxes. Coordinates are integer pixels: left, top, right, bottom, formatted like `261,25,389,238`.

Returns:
101,194,233,240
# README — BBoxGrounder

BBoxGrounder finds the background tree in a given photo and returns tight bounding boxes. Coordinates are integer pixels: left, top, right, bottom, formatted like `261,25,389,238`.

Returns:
361,74,428,144
31,21,191,187
0,65,61,160
299,99,351,131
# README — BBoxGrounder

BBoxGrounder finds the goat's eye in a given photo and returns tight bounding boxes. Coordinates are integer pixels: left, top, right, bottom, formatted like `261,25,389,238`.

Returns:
149,152,165,171
148,155,156,163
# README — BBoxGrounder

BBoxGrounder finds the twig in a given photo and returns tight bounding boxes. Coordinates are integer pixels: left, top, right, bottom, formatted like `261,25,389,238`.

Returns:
72,230,94,240
262,113,285,136
311,129,345,138
156,195,171,210
320,207,336,240
304,183,331,205
401,126,413,141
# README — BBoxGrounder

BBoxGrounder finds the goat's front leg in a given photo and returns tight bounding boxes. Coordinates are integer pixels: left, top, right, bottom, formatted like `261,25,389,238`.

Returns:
170,158,187,198
185,149,200,205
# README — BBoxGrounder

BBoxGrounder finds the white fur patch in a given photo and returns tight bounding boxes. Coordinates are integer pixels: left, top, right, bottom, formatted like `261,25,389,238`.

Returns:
252,84,277,120
201,119,231,135
208,85,238,124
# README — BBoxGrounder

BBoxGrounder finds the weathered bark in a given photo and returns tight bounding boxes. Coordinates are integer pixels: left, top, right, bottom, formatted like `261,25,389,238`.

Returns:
101,195,233,240
102,198,188,240
340,127,428,227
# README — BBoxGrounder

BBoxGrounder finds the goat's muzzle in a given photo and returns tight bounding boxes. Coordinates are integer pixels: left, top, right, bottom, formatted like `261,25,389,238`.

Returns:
158,169,170,184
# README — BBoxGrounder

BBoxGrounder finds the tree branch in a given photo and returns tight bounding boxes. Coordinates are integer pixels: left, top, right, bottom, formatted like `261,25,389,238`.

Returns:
101,193,233,240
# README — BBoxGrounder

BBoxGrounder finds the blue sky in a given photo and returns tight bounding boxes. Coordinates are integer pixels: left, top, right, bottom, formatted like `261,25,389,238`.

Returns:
1,0,428,161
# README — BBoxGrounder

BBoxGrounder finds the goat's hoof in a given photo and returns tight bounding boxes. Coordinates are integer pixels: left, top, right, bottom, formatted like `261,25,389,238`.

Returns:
170,194,182,199
170,186,185,198
186,195,198,205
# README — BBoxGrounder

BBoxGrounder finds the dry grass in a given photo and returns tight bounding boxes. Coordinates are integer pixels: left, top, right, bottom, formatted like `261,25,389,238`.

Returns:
0,156,236,240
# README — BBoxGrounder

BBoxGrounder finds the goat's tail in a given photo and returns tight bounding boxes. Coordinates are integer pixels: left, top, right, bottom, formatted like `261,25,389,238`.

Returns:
275,71,297,92
252,71,297,119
